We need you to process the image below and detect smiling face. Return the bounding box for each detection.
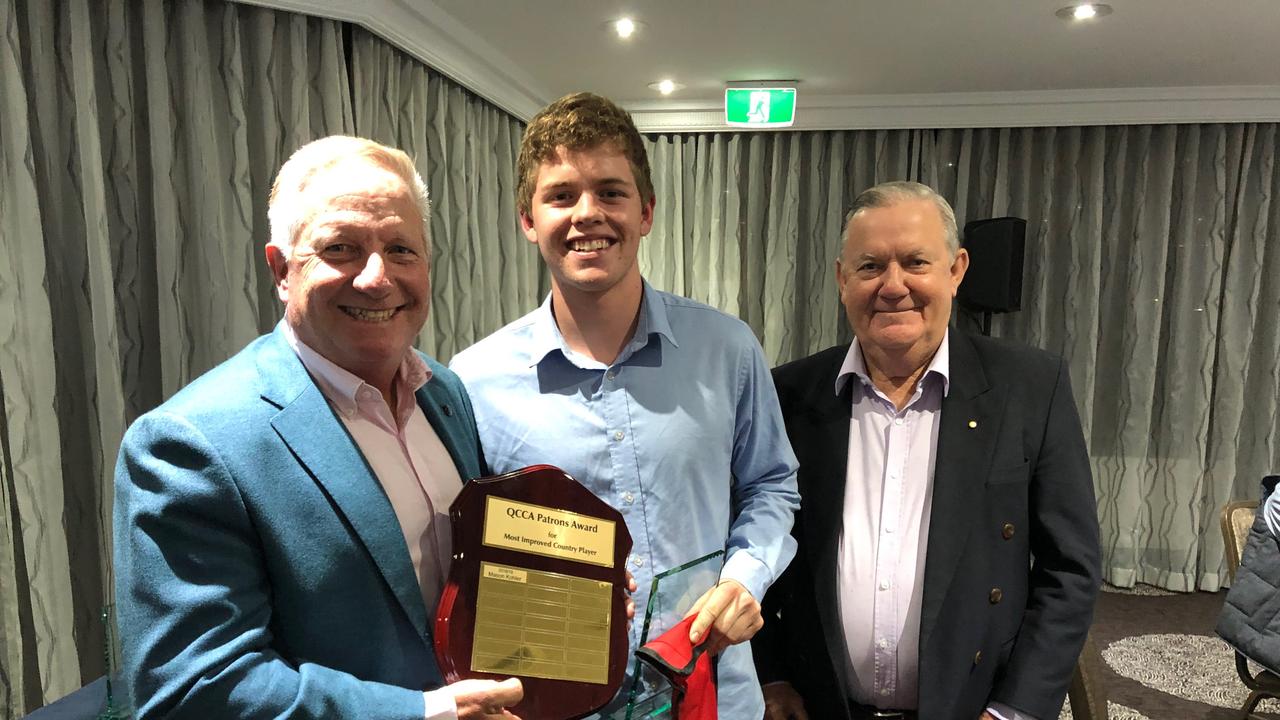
[837,197,968,370]
[266,158,430,389]
[520,144,654,303]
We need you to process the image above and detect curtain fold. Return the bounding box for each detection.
[348,27,538,360]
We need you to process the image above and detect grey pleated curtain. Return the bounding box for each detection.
[0,1,527,715]
[347,32,539,359]
[642,125,1280,597]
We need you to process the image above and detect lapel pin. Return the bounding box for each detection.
[968,419,978,429]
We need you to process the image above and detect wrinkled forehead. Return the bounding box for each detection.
[843,200,948,255]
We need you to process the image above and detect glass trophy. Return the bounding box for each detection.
[99,603,131,719]
[607,550,724,720]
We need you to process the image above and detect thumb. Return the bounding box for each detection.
[492,677,523,704]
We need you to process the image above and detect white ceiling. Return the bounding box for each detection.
[246,0,1280,130]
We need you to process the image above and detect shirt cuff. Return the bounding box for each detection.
[719,549,770,601]
[987,702,1039,720]
[424,689,458,720]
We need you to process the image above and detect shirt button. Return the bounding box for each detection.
[894,418,904,426]
[632,556,645,568]
[614,430,625,441]
[606,370,617,380]
[877,639,888,649]
[884,525,895,534]
[623,492,635,504]
[880,688,891,697]
[879,580,890,590]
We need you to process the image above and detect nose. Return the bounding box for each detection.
[878,263,909,298]
[353,252,392,295]
[571,193,604,226]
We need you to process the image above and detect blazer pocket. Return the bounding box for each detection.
[985,460,1030,486]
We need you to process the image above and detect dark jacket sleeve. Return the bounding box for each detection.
[988,355,1102,718]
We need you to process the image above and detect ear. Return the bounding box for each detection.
[949,247,970,295]
[520,210,539,245]
[264,243,291,303]
[639,196,656,237]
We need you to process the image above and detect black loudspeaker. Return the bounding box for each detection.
[958,217,1026,314]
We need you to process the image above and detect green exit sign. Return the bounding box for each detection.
[724,87,797,128]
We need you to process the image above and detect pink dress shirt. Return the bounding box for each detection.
[835,333,949,709]
[284,327,462,720]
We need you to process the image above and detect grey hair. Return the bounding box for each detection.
[267,135,431,256]
[841,180,960,258]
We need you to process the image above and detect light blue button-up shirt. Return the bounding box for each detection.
[451,282,800,719]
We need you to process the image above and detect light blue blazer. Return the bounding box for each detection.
[113,325,485,719]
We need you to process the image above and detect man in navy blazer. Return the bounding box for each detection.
[113,137,523,719]
[753,182,1101,720]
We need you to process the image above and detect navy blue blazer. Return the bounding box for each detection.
[113,325,485,719]
[753,330,1101,720]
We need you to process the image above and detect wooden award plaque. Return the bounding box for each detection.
[434,465,634,720]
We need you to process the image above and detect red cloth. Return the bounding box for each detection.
[634,615,716,720]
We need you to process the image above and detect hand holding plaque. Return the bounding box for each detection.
[434,465,634,720]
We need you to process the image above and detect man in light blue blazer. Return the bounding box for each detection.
[113,136,523,719]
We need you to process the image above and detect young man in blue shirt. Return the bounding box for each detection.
[451,93,800,718]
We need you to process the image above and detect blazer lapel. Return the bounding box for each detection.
[415,378,477,481]
[257,329,429,638]
[919,331,1004,652]
[799,347,856,701]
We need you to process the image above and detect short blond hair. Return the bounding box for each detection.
[268,135,431,254]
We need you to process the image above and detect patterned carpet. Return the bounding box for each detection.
[1056,583,1280,720]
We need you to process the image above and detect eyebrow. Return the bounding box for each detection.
[540,177,632,192]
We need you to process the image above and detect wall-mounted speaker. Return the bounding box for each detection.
[958,217,1026,314]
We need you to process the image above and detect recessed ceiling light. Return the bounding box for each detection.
[609,17,646,39]
[1056,3,1113,20]
[648,79,684,95]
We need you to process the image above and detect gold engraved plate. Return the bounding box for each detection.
[482,496,616,568]
[471,561,613,684]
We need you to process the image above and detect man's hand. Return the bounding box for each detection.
[625,570,638,623]
[762,681,809,720]
[685,579,762,655]
[447,678,524,719]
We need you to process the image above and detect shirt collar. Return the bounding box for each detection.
[835,330,952,399]
[282,322,431,419]
[526,280,678,368]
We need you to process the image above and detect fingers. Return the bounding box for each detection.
[688,580,762,649]
[490,677,523,706]
[762,682,809,720]
[450,677,524,720]
[687,584,725,644]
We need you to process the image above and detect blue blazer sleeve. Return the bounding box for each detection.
[113,411,427,720]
